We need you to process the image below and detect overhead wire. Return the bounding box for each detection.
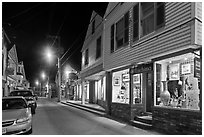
[4,3,42,21]
[59,28,87,60]
[13,3,54,29]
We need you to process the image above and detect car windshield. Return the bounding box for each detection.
[2,98,27,110]
[10,90,33,97]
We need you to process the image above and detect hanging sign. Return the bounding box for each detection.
[194,57,201,78]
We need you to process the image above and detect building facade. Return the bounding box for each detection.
[79,11,107,108]
[103,2,202,134]
[2,29,10,97]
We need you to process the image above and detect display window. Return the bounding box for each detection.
[154,53,201,110]
[112,69,130,104]
[133,73,142,104]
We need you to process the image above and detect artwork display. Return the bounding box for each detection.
[112,69,129,104]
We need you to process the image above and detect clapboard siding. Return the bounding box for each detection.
[195,2,202,20]
[104,2,194,71]
[108,26,191,69]
[195,20,202,46]
[166,3,191,28]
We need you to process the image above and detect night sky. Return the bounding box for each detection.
[2,2,108,86]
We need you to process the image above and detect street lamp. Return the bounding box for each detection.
[41,72,50,98]
[35,80,41,95]
[45,47,61,102]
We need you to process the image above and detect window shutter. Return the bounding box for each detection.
[133,4,139,41]
[124,11,129,44]
[156,2,165,29]
[110,24,115,53]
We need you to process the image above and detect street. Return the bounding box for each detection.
[32,98,161,135]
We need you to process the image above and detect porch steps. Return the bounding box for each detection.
[131,114,153,130]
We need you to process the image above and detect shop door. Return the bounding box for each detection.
[146,72,153,112]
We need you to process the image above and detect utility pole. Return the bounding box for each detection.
[58,57,61,102]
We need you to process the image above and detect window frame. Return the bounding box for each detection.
[111,10,130,53]
[133,2,165,42]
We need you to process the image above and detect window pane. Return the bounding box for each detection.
[96,36,101,59]
[85,49,89,65]
[116,18,124,48]
[116,32,124,48]
[142,14,154,36]
[116,18,124,35]
[124,28,129,44]
[141,2,154,17]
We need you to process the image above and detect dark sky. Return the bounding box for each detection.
[2,2,108,86]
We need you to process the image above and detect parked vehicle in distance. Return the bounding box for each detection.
[2,96,33,135]
[9,90,37,114]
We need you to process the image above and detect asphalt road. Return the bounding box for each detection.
[32,97,161,135]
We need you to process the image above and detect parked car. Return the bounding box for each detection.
[9,90,37,114]
[2,96,33,135]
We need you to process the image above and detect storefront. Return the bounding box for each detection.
[111,68,131,121]
[152,50,202,134]
[130,62,154,118]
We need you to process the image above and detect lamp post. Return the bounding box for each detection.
[41,72,50,98]
[45,46,62,102]
[35,80,41,96]
[58,57,61,102]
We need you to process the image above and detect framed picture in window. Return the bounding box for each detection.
[122,73,129,82]
[114,76,120,86]
[169,64,180,80]
[181,63,191,75]
[133,74,140,84]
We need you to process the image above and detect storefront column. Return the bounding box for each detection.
[105,71,112,115]
[81,81,85,105]
[89,80,95,104]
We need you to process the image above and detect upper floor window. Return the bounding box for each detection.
[85,49,89,66]
[116,11,129,49]
[141,2,155,36]
[133,2,165,41]
[96,36,102,59]
[92,20,95,34]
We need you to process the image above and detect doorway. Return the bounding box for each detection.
[145,72,153,112]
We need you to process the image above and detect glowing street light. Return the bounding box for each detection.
[41,72,46,80]
[35,80,39,86]
[45,46,61,102]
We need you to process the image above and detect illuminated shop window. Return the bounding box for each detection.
[112,69,130,104]
[133,74,142,104]
[154,53,201,110]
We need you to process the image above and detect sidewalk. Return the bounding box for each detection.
[51,98,162,134]
[60,98,106,117]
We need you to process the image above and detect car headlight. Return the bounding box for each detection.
[16,117,29,124]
